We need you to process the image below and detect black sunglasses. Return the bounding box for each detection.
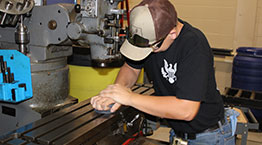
[127,34,165,49]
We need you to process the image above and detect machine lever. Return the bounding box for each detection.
[74,4,81,13]
[127,114,140,127]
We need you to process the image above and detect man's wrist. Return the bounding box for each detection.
[129,92,139,107]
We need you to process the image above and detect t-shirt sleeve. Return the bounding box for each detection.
[175,43,211,102]
[125,57,144,69]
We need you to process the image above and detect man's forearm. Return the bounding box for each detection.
[130,93,200,121]
[114,63,141,88]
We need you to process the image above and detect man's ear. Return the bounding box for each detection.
[169,28,177,40]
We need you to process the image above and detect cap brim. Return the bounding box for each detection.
[120,40,153,61]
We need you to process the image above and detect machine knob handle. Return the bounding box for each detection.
[104,38,114,44]
[105,14,115,20]
[74,4,81,13]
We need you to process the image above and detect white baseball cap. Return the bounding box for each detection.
[120,0,177,61]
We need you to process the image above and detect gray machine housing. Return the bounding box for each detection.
[0,0,125,136]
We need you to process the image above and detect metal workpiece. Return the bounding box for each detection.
[0,84,155,145]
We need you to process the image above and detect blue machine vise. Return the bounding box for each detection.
[0,50,32,103]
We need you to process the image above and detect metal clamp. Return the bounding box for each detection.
[172,137,188,145]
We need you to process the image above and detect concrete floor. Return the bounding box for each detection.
[146,127,262,145]
[236,131,262,145]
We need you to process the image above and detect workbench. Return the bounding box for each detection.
[0,84,154,145]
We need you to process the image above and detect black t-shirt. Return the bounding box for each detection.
[126,20,224,133]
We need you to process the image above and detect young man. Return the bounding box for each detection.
[91,0,235,144]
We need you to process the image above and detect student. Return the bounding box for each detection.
[91,0,235,144]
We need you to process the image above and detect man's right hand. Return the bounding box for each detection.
[91,95,121,112]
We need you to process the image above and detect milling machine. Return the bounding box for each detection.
[0,0,127,136]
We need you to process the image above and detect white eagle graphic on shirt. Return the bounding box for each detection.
[161,59,177,84]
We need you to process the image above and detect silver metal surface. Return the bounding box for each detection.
[82,0,98,17]
[0,101,41,136]
[0,0,34,26]
[15,15,29,54]
[30,57,70,113]
[0,0,34,15]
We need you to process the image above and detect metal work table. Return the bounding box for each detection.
[0,84,155,145]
